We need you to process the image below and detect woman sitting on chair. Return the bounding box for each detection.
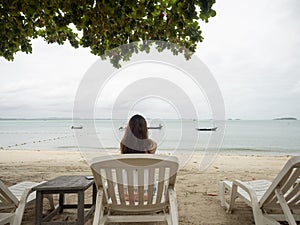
[120,114,157,202]
[120,114,157,154]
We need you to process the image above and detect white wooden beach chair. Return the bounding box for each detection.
[219,156,300,225]
[0,180,54,225]
[90,154,179,225]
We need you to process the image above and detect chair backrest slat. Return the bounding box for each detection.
[116,169,126,205]
[106,169,117,205]
[147,168,155,205]
[281,169,300,203]
[0,180,19,209]
[99,169,109,205]
[0,195,16,211]
[260,157,300,209]
[284,181,300,205]
[266,168,299,206]
[287,182,300,207]
[90,154,179,209]
[127,168,135,205]
[156,168,165,204]
[138,169,144,205]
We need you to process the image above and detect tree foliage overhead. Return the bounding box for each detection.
[0,0,216,67]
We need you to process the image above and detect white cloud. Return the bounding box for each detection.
[0,0,300,119]
[0,38,98,118]
[198,0,300,119]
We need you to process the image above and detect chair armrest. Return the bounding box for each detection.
[232,180,260,204]
[230,180,266,224]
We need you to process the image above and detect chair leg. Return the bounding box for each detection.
[166,214,172,225]
[218,181,229,210]
[227,183,238,213]
[93,189,105,225]
[251,202,265,225]
[168,188,178,225]
[12,188,32,225]
[274,188,297,225]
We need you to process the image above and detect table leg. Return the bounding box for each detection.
[59,193,64,213]
[78,190,84,224]
[35,191,43,225]
[92,183,96,205]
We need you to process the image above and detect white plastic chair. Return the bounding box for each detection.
[90,154,179,225]
[0,180,54,225]
[219,156,300,225]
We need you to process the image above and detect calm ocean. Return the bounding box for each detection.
[0,119,299,156]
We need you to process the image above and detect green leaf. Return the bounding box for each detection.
[0,0,216,68]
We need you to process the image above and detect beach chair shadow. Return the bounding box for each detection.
[219,156,300,225]
[90,154,179,225]
[0,180,54,225]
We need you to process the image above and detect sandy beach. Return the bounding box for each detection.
[0,150,292,225]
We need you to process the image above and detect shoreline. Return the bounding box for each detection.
[1,147,299,157]
[0,149,295,224]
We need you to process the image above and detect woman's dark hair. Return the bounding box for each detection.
[120,114,148,154]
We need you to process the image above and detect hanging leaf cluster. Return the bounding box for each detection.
[0,0,216,67]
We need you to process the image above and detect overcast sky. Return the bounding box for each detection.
[1,0,300,120]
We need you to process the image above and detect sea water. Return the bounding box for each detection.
[0,119,299,156]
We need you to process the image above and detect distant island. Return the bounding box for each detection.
[273,117,297,120]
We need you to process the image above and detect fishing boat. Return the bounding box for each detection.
[71,125,83,129]
[148,124,163,130]
[118,126,126,131]
[119,124,163,131]
[196,127,218,131]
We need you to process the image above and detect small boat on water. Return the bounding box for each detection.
[71,126,83,129]
[196,127,218,131]
[148,124,163,130]
[119,124,163,131]
[118,126,126,131]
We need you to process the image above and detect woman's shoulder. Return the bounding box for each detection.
[145,138,157,153]
[145,138,156,145]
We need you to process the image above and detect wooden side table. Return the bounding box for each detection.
[33,175,96,225]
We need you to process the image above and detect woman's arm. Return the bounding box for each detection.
[147,139,157,154]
